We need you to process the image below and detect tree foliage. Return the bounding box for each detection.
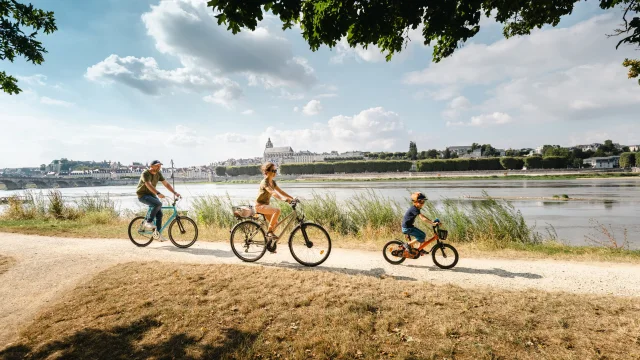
[1,0,57,95]
[619,152,636,168]
[207,0,639,83]
[407,141,418,160]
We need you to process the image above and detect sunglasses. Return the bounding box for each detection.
[268,169,278,173]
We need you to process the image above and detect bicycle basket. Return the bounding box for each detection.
[232,205,255,218]
[437,229,448,240]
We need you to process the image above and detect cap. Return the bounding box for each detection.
[150,160,163,166]
[411,192,427,202]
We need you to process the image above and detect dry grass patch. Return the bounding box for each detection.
[2,262,639,359]
[0,255,16,276]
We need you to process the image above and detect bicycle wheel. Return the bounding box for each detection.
[382,240,406,265]
[288,222,331,267]
[230,220,267,262]
[128,216,154,247]
[168,216,198,248]
[431,243,459,269]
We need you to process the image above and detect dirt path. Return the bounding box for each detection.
[2,232,640,347]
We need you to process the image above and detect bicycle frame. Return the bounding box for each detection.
[406,225,443,254]
[257,207,301,241]
[140,198,181,234]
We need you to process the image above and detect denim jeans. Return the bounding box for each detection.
[402,227,426,243]
[138,195,162,228]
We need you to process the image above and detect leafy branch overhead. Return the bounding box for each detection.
[207,0,640,84]
[0,0,57,95]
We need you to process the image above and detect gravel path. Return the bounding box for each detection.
[2,231,640,346]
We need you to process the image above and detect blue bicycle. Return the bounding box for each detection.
[127,196,198,248]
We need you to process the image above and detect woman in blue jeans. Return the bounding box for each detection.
[136,160,180,241]
[402,192,439,252]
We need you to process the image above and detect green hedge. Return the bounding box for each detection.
[225,165,261,176]
[620,152,636,169]
[280,161,412,175]
[416,156,569,172]
[637,152,640,167]
[542,156,568,169]
[215,166,226,176]
[500,157,525,170]
[524,156,542,169]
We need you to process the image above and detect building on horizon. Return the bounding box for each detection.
[263,138,364,164]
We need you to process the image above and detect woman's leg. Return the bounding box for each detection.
[255,204,281,233]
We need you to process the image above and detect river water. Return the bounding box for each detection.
[1,178,639,248]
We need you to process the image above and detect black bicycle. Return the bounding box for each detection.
[229,198,331,267]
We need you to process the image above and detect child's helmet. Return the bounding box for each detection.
[411,192,427,202]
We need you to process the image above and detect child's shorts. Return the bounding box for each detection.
[402,227,426,242]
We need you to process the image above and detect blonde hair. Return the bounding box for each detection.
[261,162,276,175]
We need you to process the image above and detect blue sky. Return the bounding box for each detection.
[1,0,639,168]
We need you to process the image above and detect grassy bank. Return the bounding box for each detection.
[1,190,639,262]
[2,262,639,359]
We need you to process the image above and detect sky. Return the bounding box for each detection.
[1,0,639,168]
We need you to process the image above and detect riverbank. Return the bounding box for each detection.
[209,170,640,184]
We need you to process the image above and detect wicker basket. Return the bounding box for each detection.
[232,205,255,218]
[437,229,448,240]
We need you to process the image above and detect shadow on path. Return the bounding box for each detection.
[407,265,543,279]
[0,316,258,360]
[153,245,235,258]
[262,261,417,281]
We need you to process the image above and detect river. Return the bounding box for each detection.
[1,178,639,248]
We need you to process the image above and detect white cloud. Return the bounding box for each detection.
[316,93,338,98]
[261,107,407,152]
[140,0,316,89]
[16,74,47,86]
[241,109,254,115]
[293,106,299,112]
[214,132,252,143]
[447,112,512,127]
[442,96,471,119]
[278,88,304,100]
[302,99,322,116]
[40,96,74,107]
[86,54,241,101]
[203,82,243,108]
[165,125,207,147]
[403,14,636,86]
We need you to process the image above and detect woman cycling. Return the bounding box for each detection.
[255,162,294,239]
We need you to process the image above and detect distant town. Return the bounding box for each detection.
[2,138,639,179]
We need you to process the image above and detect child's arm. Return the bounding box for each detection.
[419,213,438,226]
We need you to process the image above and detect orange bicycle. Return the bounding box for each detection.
[382,219,459,269]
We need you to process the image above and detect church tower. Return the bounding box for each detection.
[265,137,273,149]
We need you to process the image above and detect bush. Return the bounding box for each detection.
[226,165,261,176]
[620,152,636,169]
[542,156,568,169]
[524,156,542,169]
[215,166,226,176]
[500,157,525,170]
[637,152,640,167]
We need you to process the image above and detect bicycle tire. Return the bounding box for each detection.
[431,243,459,269]
[128,216,154,247]
[288,222,331,267]
[230,220,267,262]
[382,240,406,265]
[168,216,198,248]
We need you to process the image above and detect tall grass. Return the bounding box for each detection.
[1,190,118,222]
[188,190,555,247]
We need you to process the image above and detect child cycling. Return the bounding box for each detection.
[402,192,439,252]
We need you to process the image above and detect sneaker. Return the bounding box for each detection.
[143,221,156,231]
[157,233,168,242]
